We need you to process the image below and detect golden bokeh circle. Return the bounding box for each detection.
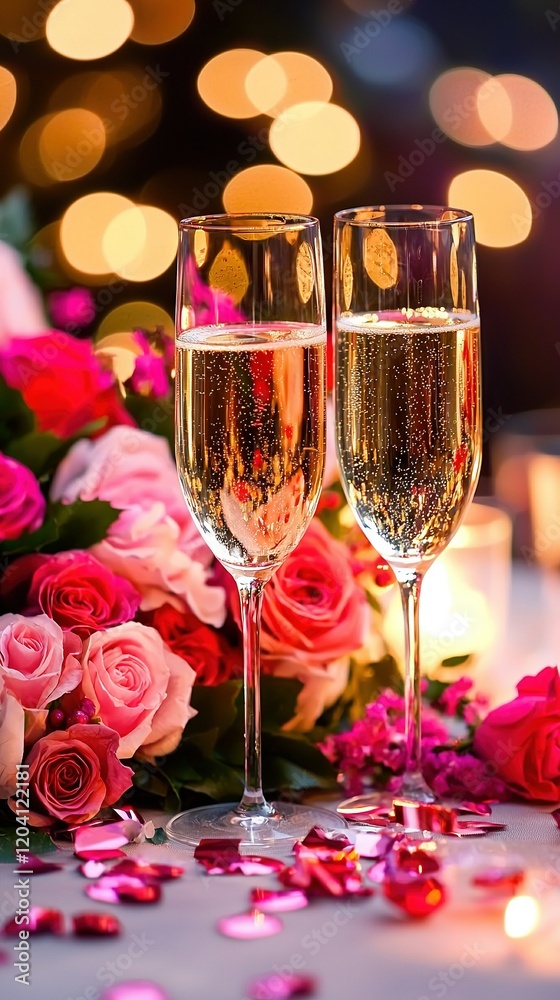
[448,169,532,248]
[197,48,265,118]
[223,164,313,214]
[269,101,361,175]
[46,0,134,60]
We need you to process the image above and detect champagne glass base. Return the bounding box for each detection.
[166,802,347,849]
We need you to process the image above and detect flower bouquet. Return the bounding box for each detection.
[0,200,557,842]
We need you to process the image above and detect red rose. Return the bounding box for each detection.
[146,603,240,686]
[25,551,140,636]
[474,666,560,802]
[0,331,134,438]
[260,519,368,665]
[17,724,133,827]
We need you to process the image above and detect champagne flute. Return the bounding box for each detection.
[334,205,482,804]
[167,213,335,846]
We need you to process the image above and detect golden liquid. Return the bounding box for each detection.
[335,310,481,567]
[176,323,326,574]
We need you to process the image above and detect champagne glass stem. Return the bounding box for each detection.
[236,576,273,815]
[395,569,435,802]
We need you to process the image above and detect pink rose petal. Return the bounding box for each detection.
[85,875,161,905]
[217,910,283,939]
[247,972,316,999]
[76,849,127,862]
[74,823,129,854]
[78,860,108,879]
[102,983,168,1000]
[4,907,64,935]
[250,888,309,913]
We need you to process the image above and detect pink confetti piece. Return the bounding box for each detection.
[73,913,122,937]
[300,827,350,851]
[76,849,127,862]
[102,983,168,1000]
[217,910,283,939]
[458,802,492,817]
[75,824,129,854]
[110,860,184,882]
[85,876,161,905]
[4,907,64,936]
[353,831,398,859]
[249,888,309,913]
[247,972,316,999]
[453,821,506,837]
[78,860,108,879]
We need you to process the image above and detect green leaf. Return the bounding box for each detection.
[0,187,34,250]
[0,823,57,863]
[440,654,473,669]
[424,678,448,705]
[189,681,241,737]
[125,393,173,448]
[262,732,336,781]
[260,676,303,731]
[0,375,35,449]
[0,498,120,558]
[6,420,106,479]
[146,827,167,845]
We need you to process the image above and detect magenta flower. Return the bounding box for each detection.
[48,288,96,330]
[0,453,45,541]
[130,330,170,399]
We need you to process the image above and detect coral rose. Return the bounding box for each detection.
[261,519,369,665]
[25,551,140,636]
[79,621,196,759]
[0,331,133,438]
[474,666,560,802]
[19,724,133,826]
[0,453,45,541]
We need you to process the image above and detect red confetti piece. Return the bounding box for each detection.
[458,802,492,817]
[110,860,184,882]
[247,972,316,999]
[217,909,283,939]
[78,860,108,879]
[73,913,122,937]
[392,800,456,834]
[85,875,161,905]
[397,849,440,876]
[279,852,372,899]
[4,907,64,936]
[102,983,168,1000]
[0,949,9,965]
[383,876,446,918]
[453,821,506,837]
[300,827,350,852]
[552,808,560,829]
[471,868,525,895]
[250,888,308,913]
[194,838,283,876]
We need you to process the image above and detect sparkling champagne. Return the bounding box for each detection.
[336,309,481,567]
[176,323,326,573]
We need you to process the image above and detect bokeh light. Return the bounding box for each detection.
[448,170,532,248]
[0,68,17,132]
[39,108,106,181]
[129,0,195,44]
[0,0,46,41]
[478,74,558,150]
[46,0,134,61]
[245,52,333,117]
[50,68,163,149]
[346,17,440,88]
[20,115,55,186]
[270,101,360,175]
[60,192,134,274]
[197,49,265,118]
[223,165,313,213]
[429,67,497,146]
[98,302,174,339]
[103,205,178,281]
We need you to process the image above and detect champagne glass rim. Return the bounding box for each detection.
[334,205,473,227]
[179,212,320,233]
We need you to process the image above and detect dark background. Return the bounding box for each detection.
[0,0,559,430]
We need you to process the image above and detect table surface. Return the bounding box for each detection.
[1,564,559,1000]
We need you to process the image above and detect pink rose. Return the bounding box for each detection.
[0,241,46,345]
[0,676,25,797]
[0,614,82,709]
[261,519,369,665]
[51,426,208,560]
[18,724,133,826]
[25,551,140,636]
[91,504,225,626]
[79,621,196,759]
[0,331,133,438]
[0,453,45,541]
[474,666,560,802]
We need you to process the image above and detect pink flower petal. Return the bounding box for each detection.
[4,907,64,935]
[249,888,308,913]
[76,849,127,862]
[78,860,108,879]
[74,823,130,854]
[217,910,283,939]
[85,875,161,905]
[247,972,316,999]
